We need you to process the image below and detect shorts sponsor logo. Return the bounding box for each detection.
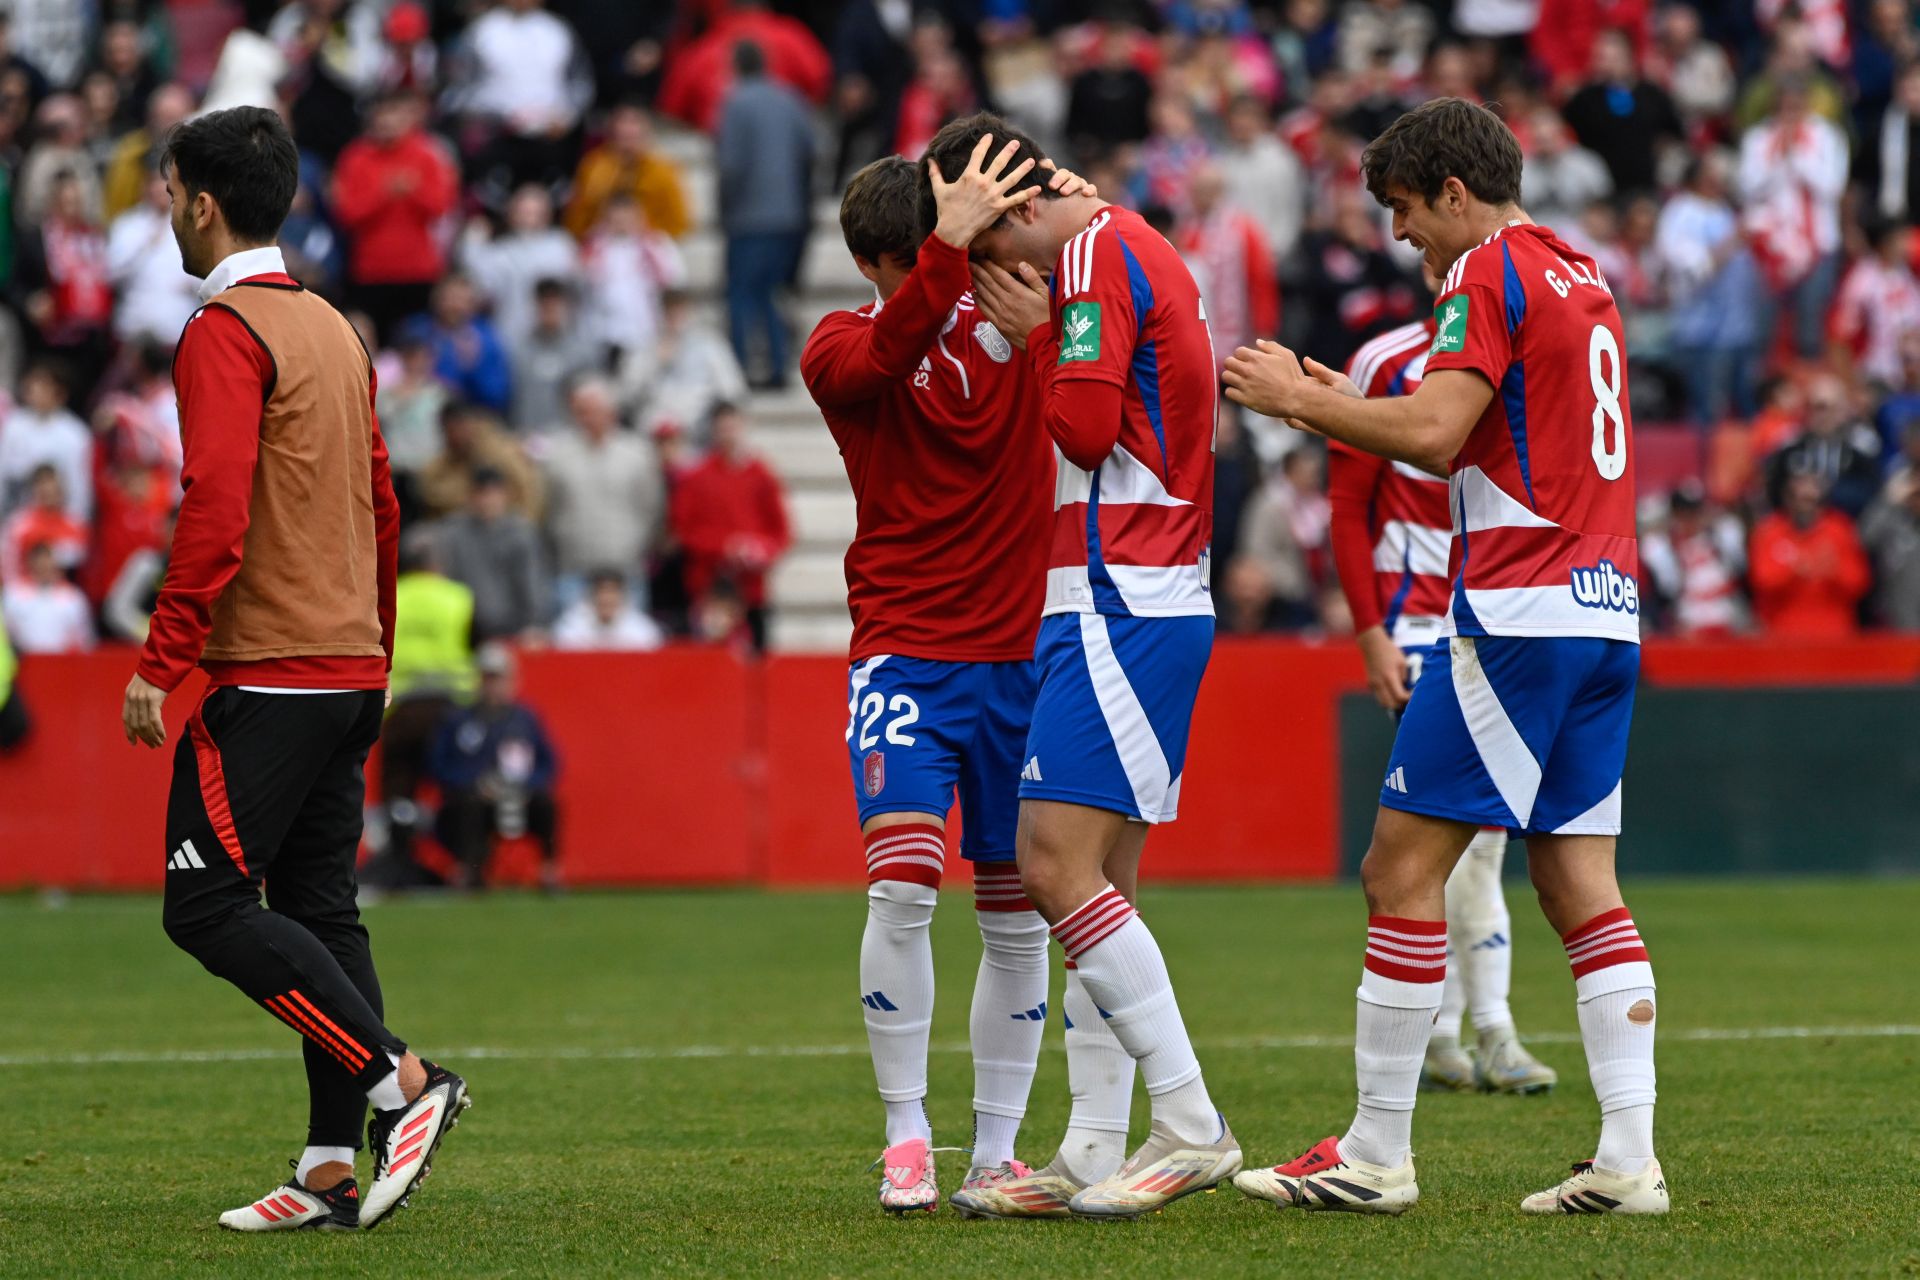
[864,749,885,797]
[1569,558,1639,614]
[1432,296,1468,354]
[1060,302,1101,363]
[973,320,1012,363]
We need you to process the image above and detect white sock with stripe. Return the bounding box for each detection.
[1342,916,1447,1168]
[1448,828,1516,1036]
[1052,887,1218,1146]
[295,1145,355,1186]
[969,865,1049,1167]
[366,1054,406,1111]
[1564,908,1657,1175]
[1432,950,1466,1048]
[1054,961,1134,1185]
[861,823,946,1146]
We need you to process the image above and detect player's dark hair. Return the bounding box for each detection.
[160,105,298,243]
[1362,97,1523,209]
[840,156,923,267]
[916,111,1056,241]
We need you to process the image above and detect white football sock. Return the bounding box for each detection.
[1448,828,1515,1036]
[1053,888,1217,1145]
[1564,908,1658,1176]
[968,876,1049,1167]
[1432,949,1466,1047]
[884,1099,931,1146]
[365,1052,406,1111]
[1055,963,1134,1185]
[296,1145,355,1185]
[861,877,939,1144]
[1342,917,1446,1168]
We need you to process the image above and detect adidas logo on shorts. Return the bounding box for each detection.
[167,839,207,871]
[1021,757,1044,783]
[1384,766,1409,794]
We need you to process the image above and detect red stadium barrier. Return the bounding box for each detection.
[4,635,1916,890]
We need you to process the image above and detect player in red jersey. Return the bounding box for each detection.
[802,139,1121,1216]
[925,112,1241,1221]
[1226,99,1666,1216]
[1329,292,1557,1098]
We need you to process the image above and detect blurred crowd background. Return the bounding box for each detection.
[1,0,1919,684]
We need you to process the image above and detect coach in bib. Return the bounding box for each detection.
[120,106,468,1233]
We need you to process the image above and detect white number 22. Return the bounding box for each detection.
[851,692,920,749]
[1588,324,1627,481]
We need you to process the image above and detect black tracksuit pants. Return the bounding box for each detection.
[161,686,406,1149]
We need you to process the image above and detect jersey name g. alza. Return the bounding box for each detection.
[1424,222,1640,643]
[1045,205,1217,618]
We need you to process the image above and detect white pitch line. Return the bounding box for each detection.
[1,1025,1915,1069]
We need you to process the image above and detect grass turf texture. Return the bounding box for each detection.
[2,880,1917,1278]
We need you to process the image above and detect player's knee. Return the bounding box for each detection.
[866,876,938,930]
[1359,847,1437,915]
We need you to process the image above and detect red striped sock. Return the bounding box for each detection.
[1050,887,1137,960]
[1362,916,1448,984]
[972,863,1033,912]
[1561,907,1649,979]
[864,824,945,888]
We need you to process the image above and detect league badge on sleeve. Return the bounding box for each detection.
[1060,302,1102,363]
[1432,296,1469,354]
[864,750,886,798]
[973,321,1012,363]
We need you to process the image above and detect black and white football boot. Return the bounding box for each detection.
[360,1059,471,1230]
[218,1160,361,1232]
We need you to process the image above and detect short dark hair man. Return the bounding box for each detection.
[1223,97,1664,1218]
[121,105,470,1233]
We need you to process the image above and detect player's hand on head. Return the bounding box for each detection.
[1043,164,1097,200]
[1222,341,1310,419]
[970,261,1049,349]
[931,134,1038,250]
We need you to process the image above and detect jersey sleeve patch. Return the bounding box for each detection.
[1059,301,1102,363]
[1431,294,1469,354]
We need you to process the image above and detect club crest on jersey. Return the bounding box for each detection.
[1060,302,1101,363]
[864,750,885,797]
[1570,559,1639,614]
[1432,296,1468,354]
[973,320,1012,363]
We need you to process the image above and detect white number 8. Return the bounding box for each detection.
[1589,324,1626,481]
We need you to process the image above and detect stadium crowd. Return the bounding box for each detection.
[1,0,1919,678]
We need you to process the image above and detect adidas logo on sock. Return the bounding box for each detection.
[1021,757,1043,783]
[167,839,207,871]
[861,990,899,1012]
[1009,1001,1048,1022]
[1384,766,1409,793]
[1470,932,1510,951]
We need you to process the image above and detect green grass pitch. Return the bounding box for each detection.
[2,878,1917,1277]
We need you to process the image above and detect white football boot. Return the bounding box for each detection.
[1474,1030,1558,1095]
[1067,1117,1242,1219]
[361,1059,471,1230]
[1234,1135,1418,1214]
[1522,1159,1669,1215]
[950,1159,1081,1219]
[1420,1039,1477,1092]
[218,1163,359,1232]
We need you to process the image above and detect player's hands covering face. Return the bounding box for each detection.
[929,134,1038,250]
[969,261,1050,350]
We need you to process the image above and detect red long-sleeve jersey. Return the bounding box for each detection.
[668,451,791,609]
[1326,317,1451,639]
[802,233,1051,663]
[137,273,399,691]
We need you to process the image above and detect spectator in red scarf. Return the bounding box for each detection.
[668,402,789,651]
[1739,75,1849,360]
[332,88,460,346]
[17,171,113,393]
[1749,471,1872,637]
